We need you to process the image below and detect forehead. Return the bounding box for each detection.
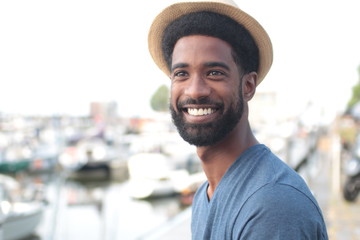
[171,35,235,68]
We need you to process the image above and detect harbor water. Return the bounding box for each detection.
[23,172,189,240]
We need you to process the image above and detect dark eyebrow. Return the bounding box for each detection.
[171,63,189,73]
[170,61,230,73]
[204,62,230,71]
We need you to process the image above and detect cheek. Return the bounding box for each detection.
[170,86,180,109]
[223,87,242,110]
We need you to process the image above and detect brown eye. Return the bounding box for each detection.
[173,70,189,78]
[208,70,224,76]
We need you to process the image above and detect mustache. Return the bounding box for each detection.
[176,97,224,109]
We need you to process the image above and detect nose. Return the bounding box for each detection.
[184,74,211,99]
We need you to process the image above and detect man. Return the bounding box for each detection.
[148,0,328,239]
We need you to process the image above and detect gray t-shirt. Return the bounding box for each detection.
[191,144,328,239]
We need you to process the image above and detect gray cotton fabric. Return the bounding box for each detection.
[191,144,328,239]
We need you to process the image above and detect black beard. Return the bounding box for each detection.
[170,96,244,147]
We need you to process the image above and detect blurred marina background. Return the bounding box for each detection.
[1,0,360,239]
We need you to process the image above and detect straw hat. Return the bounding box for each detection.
[148,0,273,85]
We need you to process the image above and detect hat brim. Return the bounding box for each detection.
[148,1,273,85]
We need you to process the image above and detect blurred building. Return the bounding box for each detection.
[90,102,118,124]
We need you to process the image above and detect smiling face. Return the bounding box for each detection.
[169,35,245,146]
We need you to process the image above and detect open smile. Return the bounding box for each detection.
[185,107,218,116]
[179,105,221,123]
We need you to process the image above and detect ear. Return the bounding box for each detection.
[242,72,257,101]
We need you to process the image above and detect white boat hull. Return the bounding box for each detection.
[3,202,43,240]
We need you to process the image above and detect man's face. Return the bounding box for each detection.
[169,35,244,147]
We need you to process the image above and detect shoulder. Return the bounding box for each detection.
[246,182,323,218]
[236,183,328,239]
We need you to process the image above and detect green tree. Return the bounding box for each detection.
[150,84,169,112]
[347,65,360,110]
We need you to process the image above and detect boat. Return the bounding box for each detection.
[0,159,31,174]
[59,138,112,179]
[127,152,200,199]
[2,201,44,240]
[28,142,61,173]
[0,144,32,174]
[0,174,44,240]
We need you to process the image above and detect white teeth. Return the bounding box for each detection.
[188,108,214,116]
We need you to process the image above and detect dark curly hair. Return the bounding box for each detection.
[162,11,259,75]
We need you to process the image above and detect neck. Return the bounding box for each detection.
[196,119,258,199]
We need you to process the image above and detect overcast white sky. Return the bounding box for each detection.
[0,0,360,119]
